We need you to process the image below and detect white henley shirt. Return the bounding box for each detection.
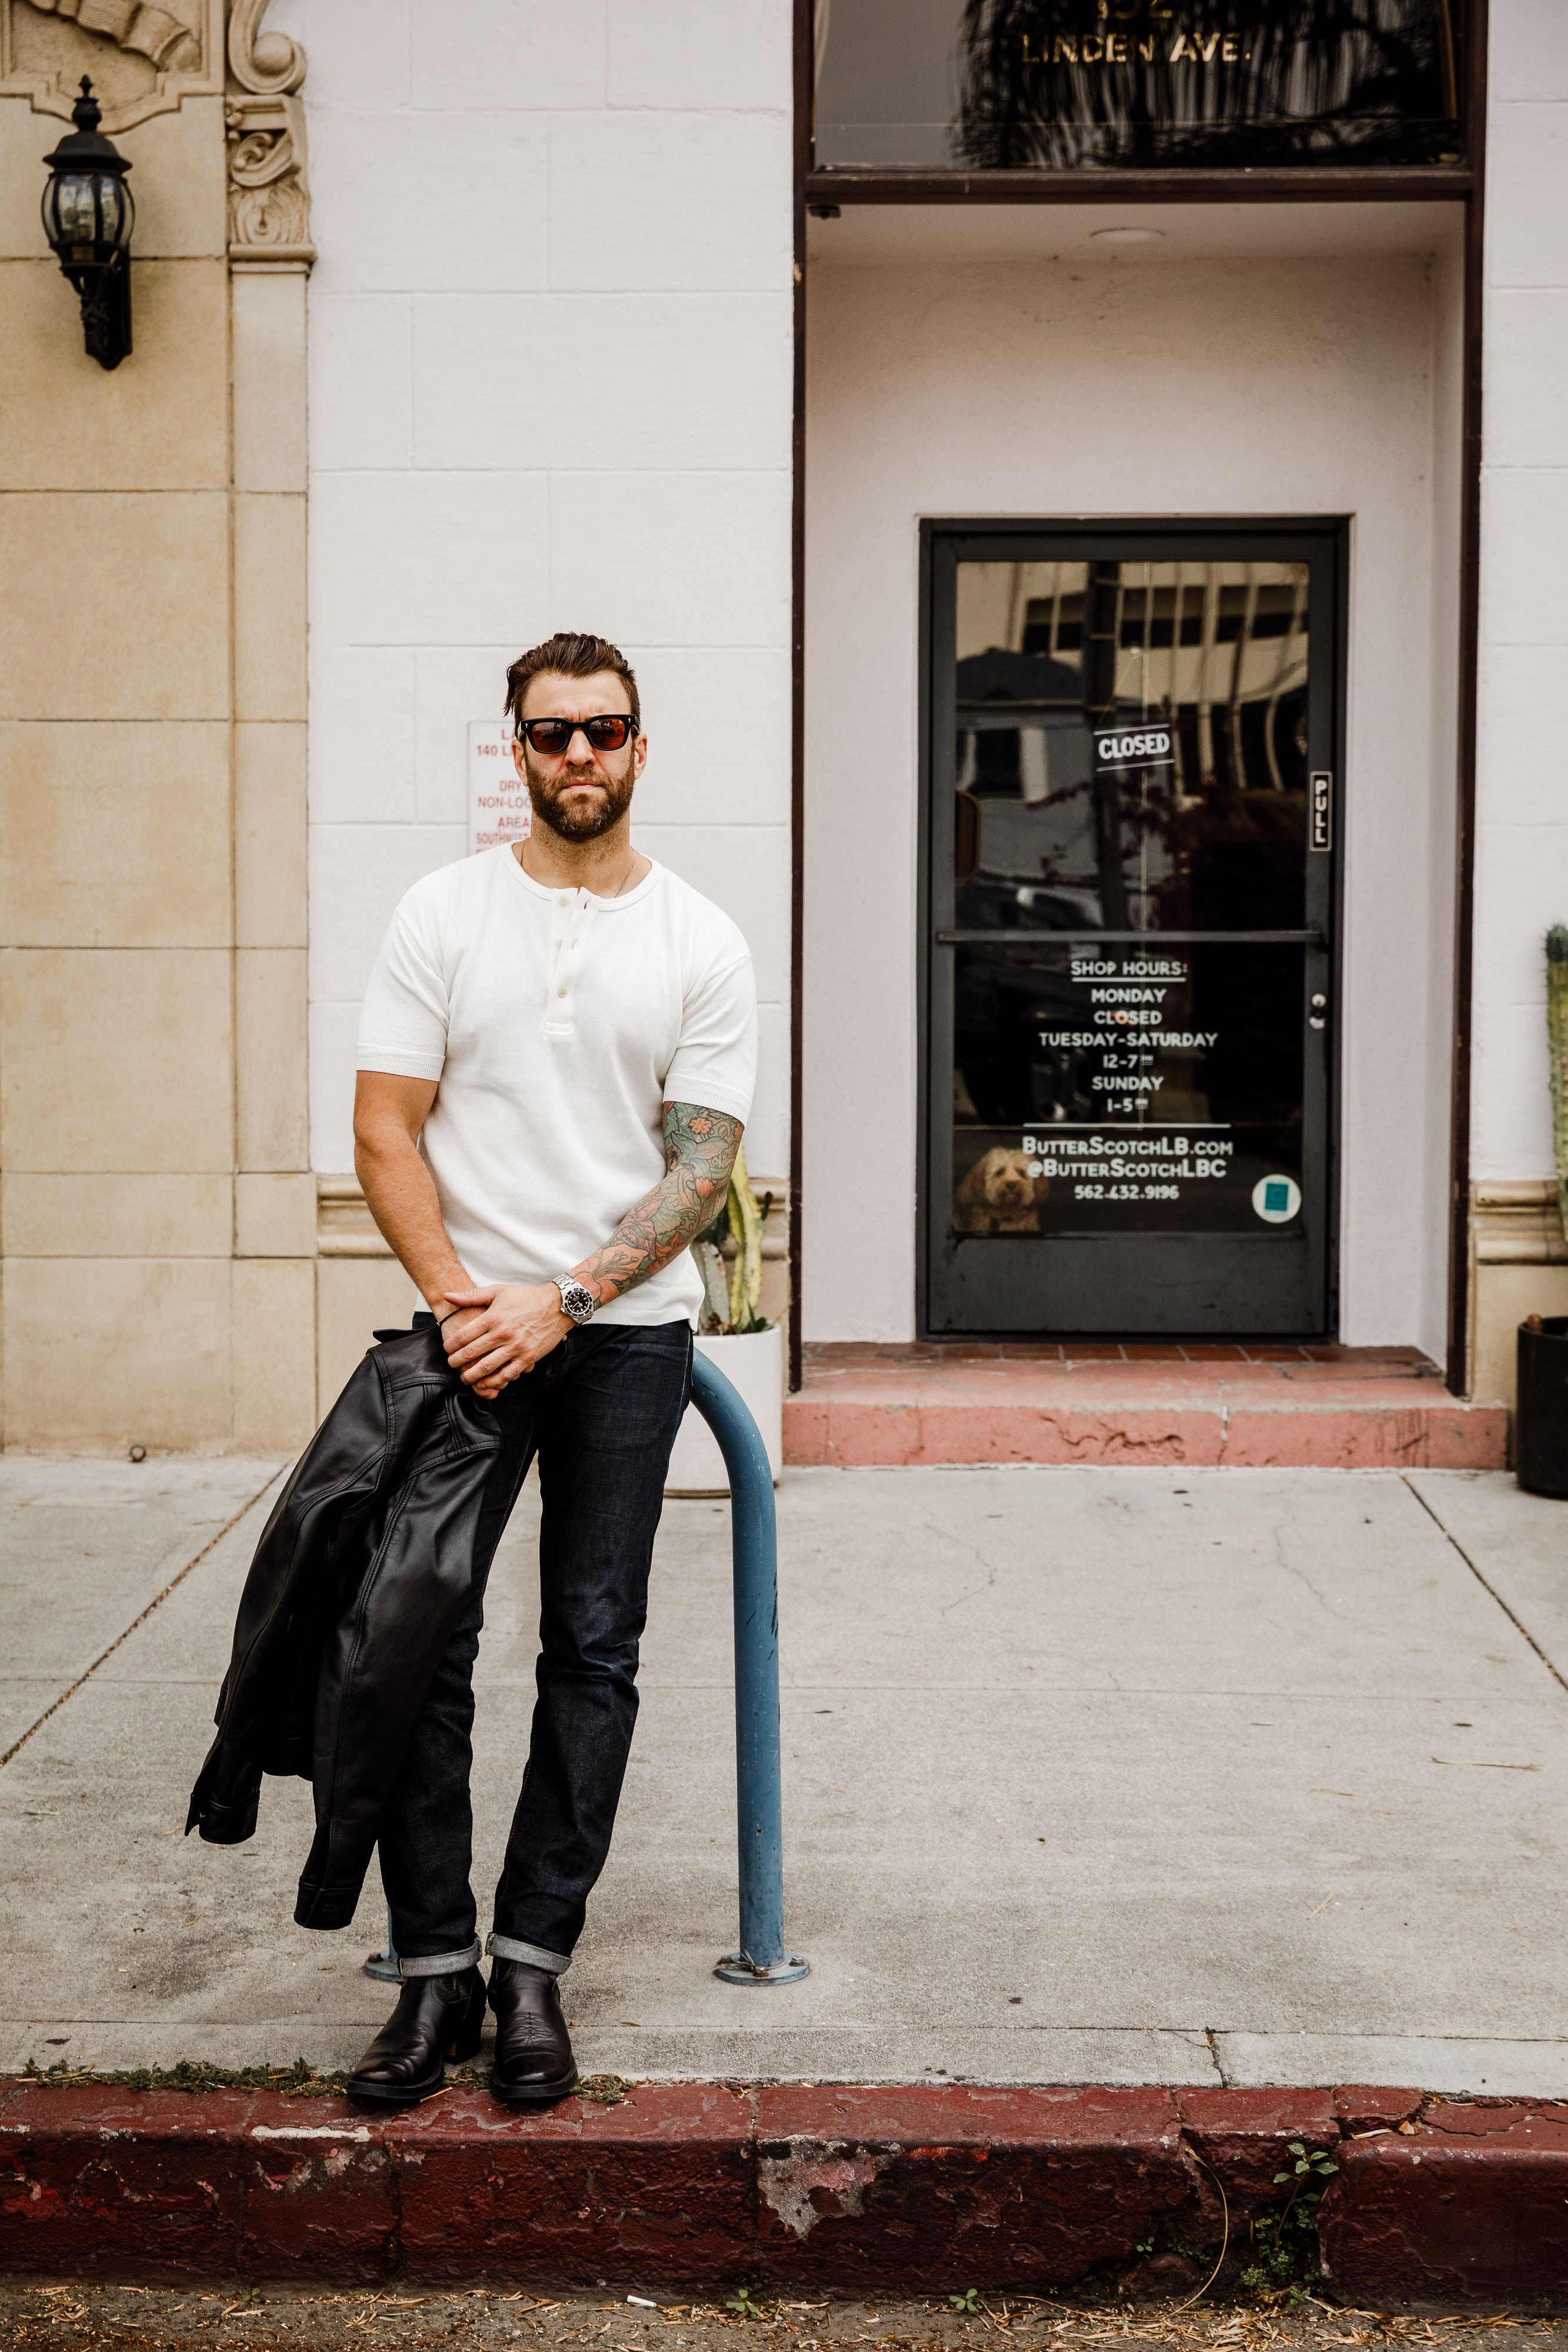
[356,847,757,1329]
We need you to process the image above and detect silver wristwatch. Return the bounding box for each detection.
[552,1274,596,1326]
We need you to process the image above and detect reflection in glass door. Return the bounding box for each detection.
[922,524,1342,1337]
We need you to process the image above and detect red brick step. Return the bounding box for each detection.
[785,1346,1507,1471]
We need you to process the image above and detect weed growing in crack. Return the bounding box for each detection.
[1239,2141,1339,2299]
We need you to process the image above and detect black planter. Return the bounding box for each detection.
[1516,1317,1568,1496]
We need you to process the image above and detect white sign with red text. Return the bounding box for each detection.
[467,721,531,856]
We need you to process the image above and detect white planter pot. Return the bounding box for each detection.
[665,1324,784,1496]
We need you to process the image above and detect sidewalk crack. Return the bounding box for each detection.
[1401,1475,1568,1695]
[0,1468,285,1772]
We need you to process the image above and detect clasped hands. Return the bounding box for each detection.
[440,1281,574,1398]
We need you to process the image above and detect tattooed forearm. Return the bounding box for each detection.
[571,1101,742,1308]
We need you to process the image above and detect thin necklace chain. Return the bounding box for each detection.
[520,839,639,898]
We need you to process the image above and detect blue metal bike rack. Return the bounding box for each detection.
[690,1348,809,1986]
[366,1346,807,1988]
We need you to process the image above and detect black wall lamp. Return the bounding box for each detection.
[42,78,135,371]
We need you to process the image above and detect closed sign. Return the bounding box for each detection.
[1092,721,1175,776]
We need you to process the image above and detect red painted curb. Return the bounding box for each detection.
[1320,2102,1568,2310]
[2,2080,1564,2309]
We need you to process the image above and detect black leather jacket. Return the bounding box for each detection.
[186,1323,500,1930]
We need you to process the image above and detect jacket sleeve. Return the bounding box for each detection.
[185,1344,394,1845]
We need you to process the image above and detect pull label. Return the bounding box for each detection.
[1310,770,1333,852]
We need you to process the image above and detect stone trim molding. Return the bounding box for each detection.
[316,1175,792,1264]
[1472,1179,1568,1267]
[318,1175,394,1261]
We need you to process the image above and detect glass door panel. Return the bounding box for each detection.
[952,557,1310,937]
[924,527,1339,1337]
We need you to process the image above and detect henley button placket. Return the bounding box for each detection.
[543,886,599,1036]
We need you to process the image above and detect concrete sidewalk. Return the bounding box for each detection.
[1,1456,1565,2095]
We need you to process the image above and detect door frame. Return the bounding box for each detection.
[915,513,1350,1343]
[793,0,1487,1391]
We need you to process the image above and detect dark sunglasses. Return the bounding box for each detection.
[517,713,638,756]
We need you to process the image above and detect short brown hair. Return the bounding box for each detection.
[504,632,640,735]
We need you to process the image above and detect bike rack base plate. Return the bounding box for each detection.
[713,1950,811,1986]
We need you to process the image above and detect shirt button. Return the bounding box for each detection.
[557,987,567,997]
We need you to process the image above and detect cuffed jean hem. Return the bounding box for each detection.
[487,1932,571,1973]
[397,1940,482,1979]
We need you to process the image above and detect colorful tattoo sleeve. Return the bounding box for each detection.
[571,1101,742,1307]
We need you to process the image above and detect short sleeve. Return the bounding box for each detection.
[356,891,450,1081]
[663,952,757,1126]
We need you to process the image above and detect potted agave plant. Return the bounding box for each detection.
[664,1143,783,1496]
[1517,925,1568,1495]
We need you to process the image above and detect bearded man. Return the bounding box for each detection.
[346,632,755,2107]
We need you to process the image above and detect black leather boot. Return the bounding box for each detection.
[488,1958,578,2104]
[347,1966,485,2106]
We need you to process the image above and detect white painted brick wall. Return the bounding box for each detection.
[267,0,794,1181]
[1472,0,1568,1180]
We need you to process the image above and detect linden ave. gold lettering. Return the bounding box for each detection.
[1022,24,1245,67]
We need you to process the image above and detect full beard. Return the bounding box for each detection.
[523,751,636,843]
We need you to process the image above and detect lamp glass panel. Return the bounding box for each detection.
[45,173,97,243]
[43,171,131,252]
[101,175,132,247]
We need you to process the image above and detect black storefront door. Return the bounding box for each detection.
[921,521,1343,1338]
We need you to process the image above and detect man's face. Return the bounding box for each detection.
[511,670,647,844]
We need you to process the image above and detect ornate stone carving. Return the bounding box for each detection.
[2,0,222,127]
[226,0,299,95]
[224,0,310,263]
[226,90,310,258]
[32,0,198,69]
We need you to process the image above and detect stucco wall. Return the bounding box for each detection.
[1463,0,1568,1409]
[1472,4,1568,1180]
[804,217,1463,1351]
[265,0,795,1191]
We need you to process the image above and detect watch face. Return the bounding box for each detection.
[559,1280,594,1323]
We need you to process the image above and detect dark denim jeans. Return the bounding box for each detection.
[376,1314,693,1965]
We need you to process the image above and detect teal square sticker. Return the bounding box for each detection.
[1264,1181,1289,1214]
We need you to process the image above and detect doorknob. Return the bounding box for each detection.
[1309,992,1328,1031]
